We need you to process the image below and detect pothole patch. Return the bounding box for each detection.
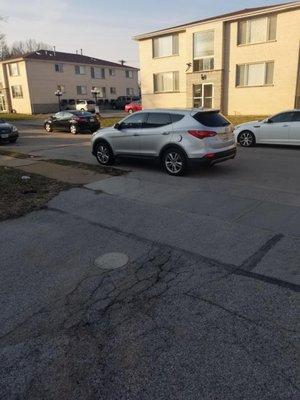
[94,252,129,270]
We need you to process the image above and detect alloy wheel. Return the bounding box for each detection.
[45,123,52,132]
[165,152,183,174]
[70,125,78,134]
[96,145,110,164]
[239,131,254,147]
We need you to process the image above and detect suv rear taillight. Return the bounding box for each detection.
[188,130,217,139]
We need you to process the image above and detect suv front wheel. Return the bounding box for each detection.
[162,147,187,176]
[95,142,115,166]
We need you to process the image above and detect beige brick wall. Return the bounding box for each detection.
[139,31,187,109]
[186,70,222,109]
[137,4,300,116]
[226,8,300,115]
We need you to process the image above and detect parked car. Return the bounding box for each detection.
[76,100,96,112]
[234,110,300,147]
[125,101,142,114]
[60,99,76,111]
[91,109,236,175]
[44,111,100,134]
[0,119,18,143]
[113,96,140,110]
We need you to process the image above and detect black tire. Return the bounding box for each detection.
[44,123,52,132]
[162,147,187,176]
[9,138,17,143]
[238,130,256,147]
[95,141,115,166]
[70,124,79,134]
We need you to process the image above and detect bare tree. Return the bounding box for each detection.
[9,39,51,57]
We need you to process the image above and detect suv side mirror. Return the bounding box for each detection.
[114,123,122,130]
[265,118,273,123]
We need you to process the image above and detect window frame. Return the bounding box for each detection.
[193,83,214,109]
[152,34,179,59]
[193,30,215,72]
[76,85,87,95]
[153,71,179,94]
[109,68,116,76]
[110,87,117,94]
[8,63,20,77]
[126,88,134,96]
[236,61,275,87]
[75,65,86,75]
[54,63,64,73]
[125,70,134,79]
[91,67,105,79]
[11,85,23,99]
[237,15,277,46]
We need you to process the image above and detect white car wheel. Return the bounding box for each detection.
[238,131,255,147]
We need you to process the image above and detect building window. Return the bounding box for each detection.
[236,61,274,87]
[75,65,86,75]
[193,84,213,108]
[125,70,134,79]
[153,34,179,58]
[238,16,277,45]
[110,87,116,94]
[91,67,105,79]
[101,87,106,98]
[8,63,20,77]
[126,88,134,96]
[76,85,87,95]
[11,85,23,98]
[109,69,116,76]
[193,30,214,72]
[54,64,64,73]
[153,71,179,93]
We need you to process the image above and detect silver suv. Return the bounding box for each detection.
[91,109,236,175]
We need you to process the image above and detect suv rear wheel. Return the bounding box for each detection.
[95,142,115,165]
[162,147,186,176]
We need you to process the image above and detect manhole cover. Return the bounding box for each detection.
[94,252,129,270]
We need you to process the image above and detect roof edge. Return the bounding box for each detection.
[133,1,300,41]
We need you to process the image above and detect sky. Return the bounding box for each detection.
[0,0,285,67]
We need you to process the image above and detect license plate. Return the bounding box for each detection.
[1,134,9,138]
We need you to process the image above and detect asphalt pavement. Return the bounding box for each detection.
[0,123,299,399]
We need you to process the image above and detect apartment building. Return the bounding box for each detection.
[0,50,139,114]
[134,1,300,115]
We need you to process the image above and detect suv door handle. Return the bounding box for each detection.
[162,131,171,135]
[133,133,140,136]
[283,125,289,127]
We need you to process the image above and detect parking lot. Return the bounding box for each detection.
[0,122,299,399]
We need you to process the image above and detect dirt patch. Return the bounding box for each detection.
[0,166,73,221]
[48,159,127,176]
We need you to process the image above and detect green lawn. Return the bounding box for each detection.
[0,113,266,127]
[227,115,266,126]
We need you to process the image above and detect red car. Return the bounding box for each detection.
[125,101,142,114]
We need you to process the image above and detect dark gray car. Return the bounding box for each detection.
[0,119,18,144]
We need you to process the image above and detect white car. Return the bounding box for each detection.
[234,110,300,147]
[76,100,96,113]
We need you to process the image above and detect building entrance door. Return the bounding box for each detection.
[193,83,214,108]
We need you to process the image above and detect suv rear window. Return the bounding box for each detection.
[193,112,230,127]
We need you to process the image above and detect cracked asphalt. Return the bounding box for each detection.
[0,130,300,399]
